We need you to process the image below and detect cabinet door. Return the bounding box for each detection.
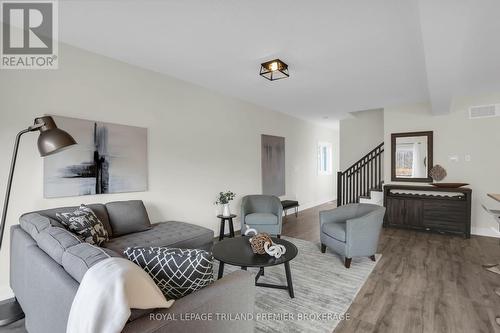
[405,199,423,227]
[423,200,466,231]
[386,197,406,225]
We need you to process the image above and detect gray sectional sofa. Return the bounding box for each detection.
[10,200,255,333]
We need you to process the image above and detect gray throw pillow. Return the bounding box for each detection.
[105,200,151,236]
[124,247,214,299]
[56,205,109,246]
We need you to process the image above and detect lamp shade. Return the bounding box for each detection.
[34,116,76,157]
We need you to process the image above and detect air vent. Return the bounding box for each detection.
[469,104,500,119]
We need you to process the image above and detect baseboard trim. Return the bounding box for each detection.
[471,227,500,239]
[292,198,336,213]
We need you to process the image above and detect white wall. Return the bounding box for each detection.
[339,109,384,170]
[0,43,338,300]
[383,95,500,238]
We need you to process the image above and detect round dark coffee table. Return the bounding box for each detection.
[213,236,298,298]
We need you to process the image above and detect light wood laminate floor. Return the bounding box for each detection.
[282,201,500,333]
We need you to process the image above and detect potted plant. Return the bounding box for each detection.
[215,191,236,217]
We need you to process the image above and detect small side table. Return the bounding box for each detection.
[217,214,236,241]
[281,200,299,217]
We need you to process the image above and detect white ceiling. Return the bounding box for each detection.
[54,0,500,127]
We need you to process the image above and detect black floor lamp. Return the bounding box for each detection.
[0,116,76,326]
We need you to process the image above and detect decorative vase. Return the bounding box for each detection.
[222,203,231,217]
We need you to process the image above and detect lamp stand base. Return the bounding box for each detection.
[0,298,24,326]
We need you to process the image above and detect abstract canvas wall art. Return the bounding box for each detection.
[261,134,285,196]
[44,116,148,198]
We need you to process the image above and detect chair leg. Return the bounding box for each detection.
[320,243,326,253]
[370,255,376,262]
[345,257,352,268]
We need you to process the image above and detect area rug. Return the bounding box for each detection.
[213,236,380,333]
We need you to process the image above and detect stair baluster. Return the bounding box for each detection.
[337,142,384,206]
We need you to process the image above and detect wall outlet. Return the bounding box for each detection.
[464,154,471,162]
[449,155,459,162]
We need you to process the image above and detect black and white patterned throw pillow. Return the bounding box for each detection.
[56,205,109,246]
[124,247,214,299]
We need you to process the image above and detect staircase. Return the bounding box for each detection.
[337,142,384,206]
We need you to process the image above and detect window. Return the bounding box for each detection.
[395,144,414,177]
[318,142,332,175]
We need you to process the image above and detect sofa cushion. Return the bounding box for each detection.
[19,213,64,240]
[124,247,214,299]
[62,243,119,282]
[36,227,82,265]
[103,221,214,255]
[35,204,113,237]
[244,213,278,225]
[322,221,346,242]
[55,205,109,246]
[106,200,151,237]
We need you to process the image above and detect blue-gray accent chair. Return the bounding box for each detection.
[241,195,283,237]
[319,203,386,268]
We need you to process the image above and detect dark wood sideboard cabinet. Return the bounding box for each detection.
[383,184,472,238]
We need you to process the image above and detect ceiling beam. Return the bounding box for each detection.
[418,0,471,114]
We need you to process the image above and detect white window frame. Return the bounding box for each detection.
[317,142,333,175]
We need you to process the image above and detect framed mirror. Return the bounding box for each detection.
[391,131,433,182]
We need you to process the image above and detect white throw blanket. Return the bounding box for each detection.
[67,257,174,333]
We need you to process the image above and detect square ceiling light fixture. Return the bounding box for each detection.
[260,59,289,81]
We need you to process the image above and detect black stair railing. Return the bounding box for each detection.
[337,142,384,206]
